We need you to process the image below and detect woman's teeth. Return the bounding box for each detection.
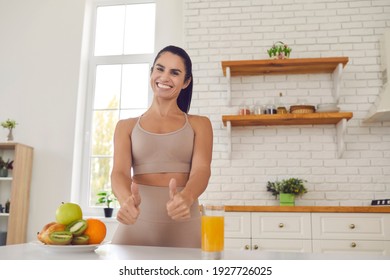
[157,82,171,89]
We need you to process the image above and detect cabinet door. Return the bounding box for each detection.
[312,213,390,240]
[251,212,311,239]
[312,240,390,255]
[224,212,251,238]
[252,238,312,253]
[225,238,251,250]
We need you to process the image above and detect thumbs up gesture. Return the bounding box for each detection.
[116,182,141,225]
[166,178,193,220]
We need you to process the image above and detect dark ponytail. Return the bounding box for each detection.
[152,46,193,113]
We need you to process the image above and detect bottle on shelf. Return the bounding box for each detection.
[276,92,288,114]
[5,199,10,213]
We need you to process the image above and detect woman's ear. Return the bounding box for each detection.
[182,76,192,89]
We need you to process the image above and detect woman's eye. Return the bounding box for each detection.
[171,71,179,76]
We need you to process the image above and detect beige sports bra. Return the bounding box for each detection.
[131,114,194,175]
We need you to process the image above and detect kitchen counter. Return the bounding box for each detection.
[224,205,390,213]
[0,242,389,260]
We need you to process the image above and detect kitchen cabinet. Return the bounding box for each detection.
[224,206,390,255]
[220,57,352,158]
[225,211,312,252]
[224,212,251,250]
[0,142,33,245]
[312,213,390,255]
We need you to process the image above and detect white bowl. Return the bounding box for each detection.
[317,103,337,109]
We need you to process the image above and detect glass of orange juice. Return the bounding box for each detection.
[201,205,224,260]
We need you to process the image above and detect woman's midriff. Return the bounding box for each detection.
[132,172,190,188]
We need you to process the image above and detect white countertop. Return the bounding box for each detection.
[0,242,389,260]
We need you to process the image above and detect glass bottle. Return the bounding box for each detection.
[5,199,10,213]
[277,92,287,114]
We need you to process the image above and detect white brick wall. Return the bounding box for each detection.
[184,0,390,206]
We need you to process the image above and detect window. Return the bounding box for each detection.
[79,0,156,215]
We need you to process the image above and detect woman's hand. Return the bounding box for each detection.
[166,178,194,220]
[116,182,141,225]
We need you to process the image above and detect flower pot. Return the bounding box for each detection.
[279,193,295,206]
[104,207,114,218]
[7,129,14,141]
[0,169,8,177]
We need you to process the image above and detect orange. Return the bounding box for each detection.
[84,218,107,244]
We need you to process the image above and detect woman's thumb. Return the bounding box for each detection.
[131,182,141,206]
[169,178,177,200]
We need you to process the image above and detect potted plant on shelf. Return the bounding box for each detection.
[97,190,117,218]
[267,41,292,59]
[0,157,13,177]
[266,178,307,206]
[1,119,18,141]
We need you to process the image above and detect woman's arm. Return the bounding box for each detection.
[111,119,141,224]
[167,115,213,220]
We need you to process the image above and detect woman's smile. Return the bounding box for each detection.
[156,82,172,89]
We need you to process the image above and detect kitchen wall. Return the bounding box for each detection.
[0,0,87,242]
[186,0,390,206]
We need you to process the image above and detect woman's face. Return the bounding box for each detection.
[150,51,191,101]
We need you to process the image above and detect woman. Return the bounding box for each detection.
[110,45,213,248]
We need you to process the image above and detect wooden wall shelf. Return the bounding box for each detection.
[222,112,353,159]
[222,57,349,105]
[221,57,350,158]
[222,112,353,127]
[221,57,349,77]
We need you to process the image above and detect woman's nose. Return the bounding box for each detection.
[159,71,170,81]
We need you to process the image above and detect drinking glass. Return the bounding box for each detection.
[201,205,224,260]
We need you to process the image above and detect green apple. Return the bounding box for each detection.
[55,202,83,225]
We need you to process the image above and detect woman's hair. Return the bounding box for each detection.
[152,45,193,113]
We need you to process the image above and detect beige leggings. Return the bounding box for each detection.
[111,184,201,248]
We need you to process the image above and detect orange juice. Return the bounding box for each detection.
[201,215,224,252]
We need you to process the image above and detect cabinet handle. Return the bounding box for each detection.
[244,245,250,250]
[253,245,259,250]
[350,242,357,248]
[278,223,284,228]
[349,224,355,229]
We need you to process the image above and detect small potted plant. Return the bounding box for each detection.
[266,178,307,206]
[267,41,292,59]
[1,119,18,141]
[97,190,117,217]
[0,157,13,177]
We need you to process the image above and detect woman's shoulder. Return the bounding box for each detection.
[187,114,212,130]
[115,117,139,132]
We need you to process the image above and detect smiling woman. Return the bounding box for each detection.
[109,45,213,248]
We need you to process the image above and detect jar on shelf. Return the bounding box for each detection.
[265,103,277,114]
[253,103,264,115]
[239,103,251,115]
